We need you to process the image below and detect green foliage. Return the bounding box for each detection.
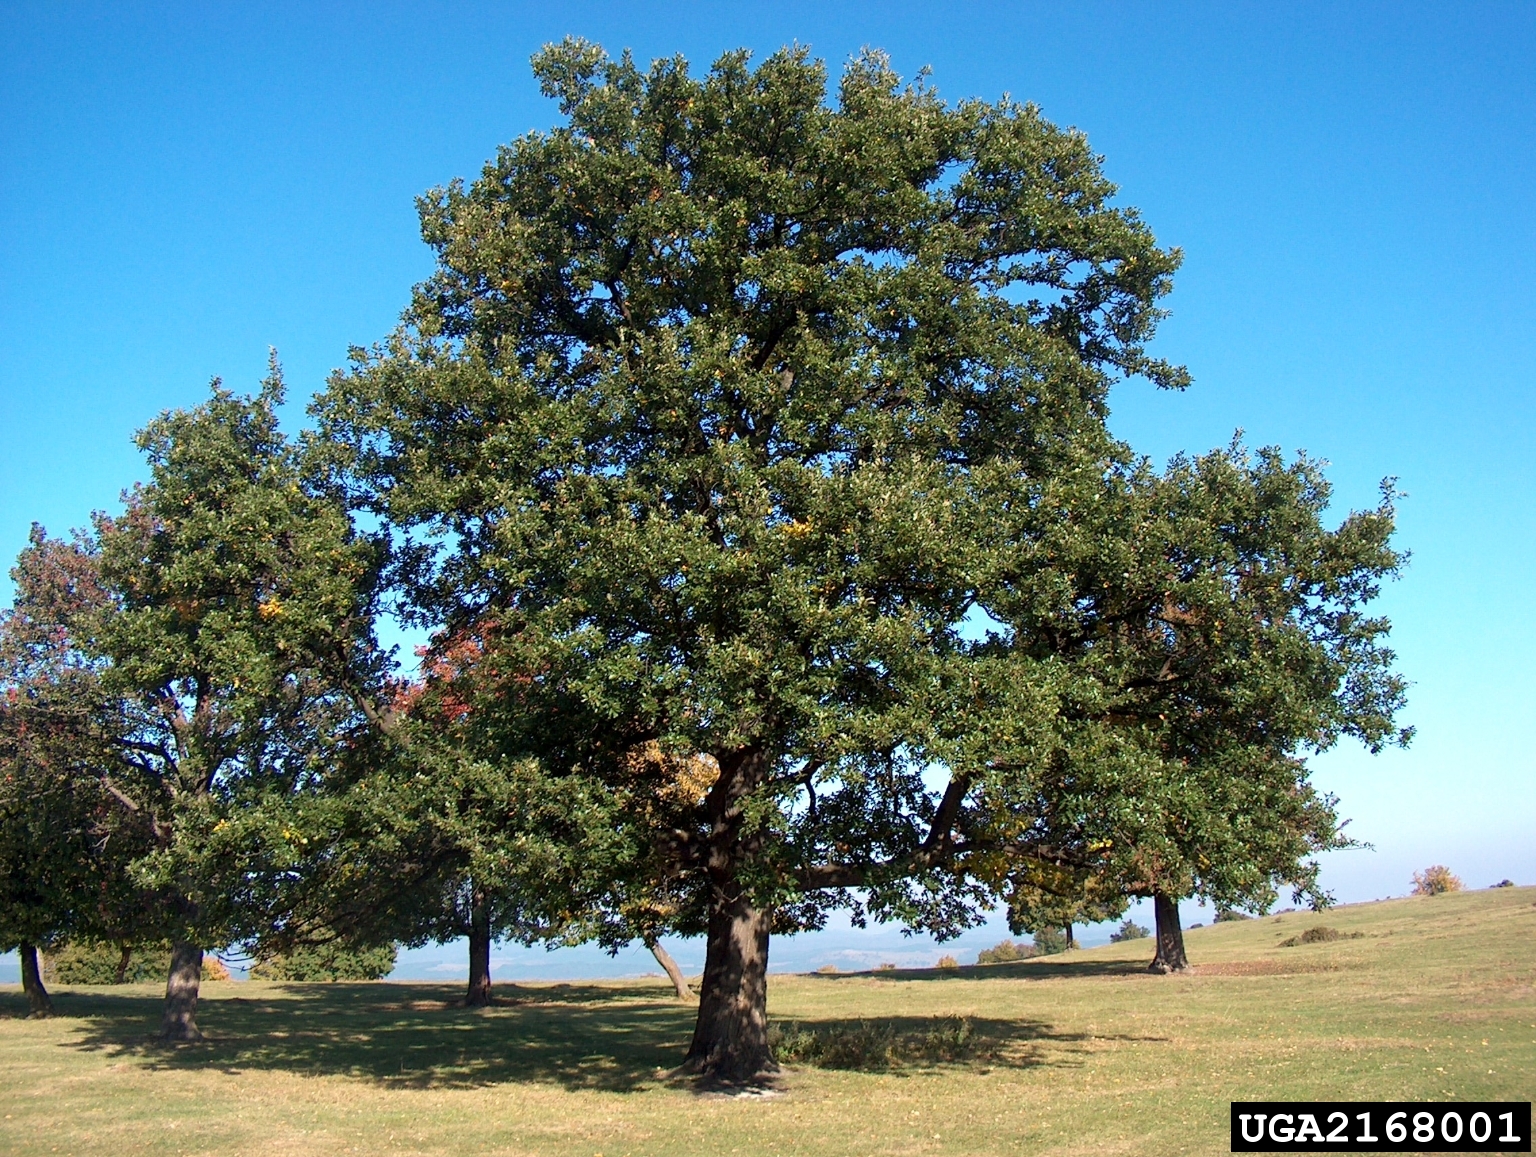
[1,528,160,957]
[1214,908,1252,922]
[249,942,396,981]
[1109,919,1150,942]
[41,941,232,983]
[315,37,1192,974]
[994,444,1409,941]
[85,360,396,950]
[43,942,156,984]
[300,44,1410,1078]
[1412,865,1462,896]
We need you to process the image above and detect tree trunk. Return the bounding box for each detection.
[1148,892,1189,973]
[1064,924,1075,950]
[160,942,204,1040]
[645,935,694,1001]
[685,892,773,1081]
[19,943,53,1017]
[114,943,133,985]
[465,894,492,1007]
[682,746,775,1082]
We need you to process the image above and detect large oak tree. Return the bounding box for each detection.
[317,41,1189,1080]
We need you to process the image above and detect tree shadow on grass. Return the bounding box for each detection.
[767,1013,1167,1076]
[55,981,698,1093]
[34,976,1162,1091]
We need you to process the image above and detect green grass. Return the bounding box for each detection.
[3,886,1533,1156]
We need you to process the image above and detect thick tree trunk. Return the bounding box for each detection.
[645,935,694,1001]
[160,942,204,1040]
[19,943,53,1017]
[465,895,492,1007]
[683,745,775,1082]
[685,893,773,1081]
[114,943,133,985]
[1147,892,1190,973]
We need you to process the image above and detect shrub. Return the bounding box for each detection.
[1278,926,1364,947]
[875,962,896,971]
[42,941,229,984]
[1493,879,1514,888]
[815,964,840,974]
[1411,865,1463,895]
[769,1016,976,1069]
[1109,919,1150,942]
[1214,909,1252,922]
[935,954,959,970]
[249,942,396,981]
[44,941,150,985]
[975,938,1033,965]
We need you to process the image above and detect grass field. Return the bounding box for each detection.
[2,886,1533,1156]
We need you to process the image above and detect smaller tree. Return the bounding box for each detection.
[986,444,1409,975]
[42,940,162,984]
[975,938,1032,964]
[1411,865,1462,896]
[1030,927,1068,956]
[87,363,397,1039]
[1,528,160,1017]
[1109,918,1149,942]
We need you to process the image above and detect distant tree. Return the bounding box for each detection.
[1411,866,1462,896]
[1109,918,1149,942]
[1030,927,1068,956]
[42,940,163,984]
[997,863,1127,957]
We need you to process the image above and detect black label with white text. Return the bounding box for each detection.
[1231,1102,1531,1152]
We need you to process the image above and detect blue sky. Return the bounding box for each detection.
[3,2,1532,981]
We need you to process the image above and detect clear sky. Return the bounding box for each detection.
[3,2,1532,979]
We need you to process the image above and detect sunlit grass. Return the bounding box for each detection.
[3,886,1533,1156]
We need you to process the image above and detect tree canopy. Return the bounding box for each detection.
[987,445,1409,969]
[315,39,1212,1080]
